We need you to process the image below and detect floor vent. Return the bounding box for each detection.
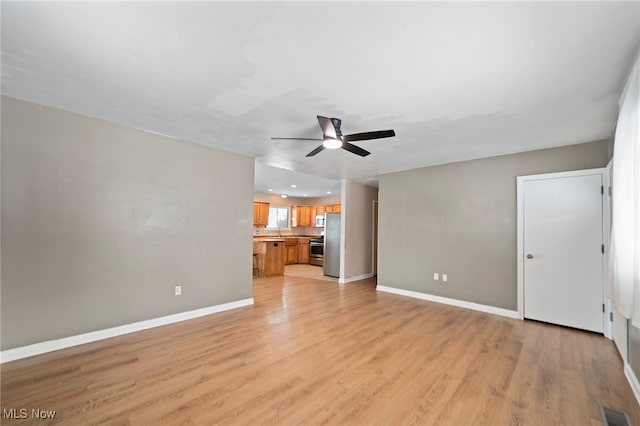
[601,405,633,426]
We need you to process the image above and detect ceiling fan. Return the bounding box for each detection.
[271,115,395,157]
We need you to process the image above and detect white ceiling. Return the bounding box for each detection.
[2,2,639,197]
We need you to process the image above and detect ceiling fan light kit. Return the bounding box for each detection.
[322,138,342,149]
[272,115,395,158]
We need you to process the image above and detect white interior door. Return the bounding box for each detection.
[522,172,604,333]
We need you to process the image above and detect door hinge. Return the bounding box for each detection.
[602,244,605,254]
[603,303,605,312]
[610,312,613,322]
[601,185,604,194]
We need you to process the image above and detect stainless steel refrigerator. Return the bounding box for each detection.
[324,213,341,277]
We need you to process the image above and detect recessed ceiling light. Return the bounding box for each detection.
[290,184,297,188]
[268,189,273,192]
[280,194,288,198]
[326,191,332,194]
[303,194,308,197]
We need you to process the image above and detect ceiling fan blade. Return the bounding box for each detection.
[317,116,337,139]
[342,129,395,142]
[342,142,371,157]
[306,145,326,157]
[271,137,323,141]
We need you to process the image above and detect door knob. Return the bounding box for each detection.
[526,254,533,259]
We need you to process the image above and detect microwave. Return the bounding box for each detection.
[315,214,325,227]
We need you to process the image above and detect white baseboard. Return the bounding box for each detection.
[0,298,254,364]
[625,363,640,408]
[339,272,374,284]
[376,285,519,319]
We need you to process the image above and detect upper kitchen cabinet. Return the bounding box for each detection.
[291,204,341,227]
[326,204,341,213]
[253,202,269,227]
[293,205,316,227]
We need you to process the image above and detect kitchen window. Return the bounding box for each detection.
[266,207,290,229]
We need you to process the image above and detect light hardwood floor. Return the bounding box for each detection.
[284,264,337,282]
[2,275,639,425]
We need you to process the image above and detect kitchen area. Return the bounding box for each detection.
[252,197,341,280]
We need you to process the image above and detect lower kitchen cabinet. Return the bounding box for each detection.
[254,240,285,277]
[254,237,311,273]
[285,239,298,265]
[297,239,310,264]
[265,241,285,276]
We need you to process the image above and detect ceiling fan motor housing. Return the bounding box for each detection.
[331,118,342,137]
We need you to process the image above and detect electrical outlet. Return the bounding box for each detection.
[442,274,448,282]
[175,283,182,296]
[433,273,439,281]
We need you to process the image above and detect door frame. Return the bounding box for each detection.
[516,167,611,338]
[607,157,629,360]
[372,200,378,277]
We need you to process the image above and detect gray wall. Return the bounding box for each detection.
[378,141,609,310]
[342,180,378,280]
[630,324,640,376]
[1,97,255,350]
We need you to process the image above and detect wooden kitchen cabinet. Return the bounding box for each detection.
[320,204,341,213]
[316,204,341,214]
[253,239,285,277]
[285,239,298,265]
[292,204,339,227]
[306,207,315,226]
[294,206,315,227]
[296,207,304,227]
[297,238,310,264]
[265,241,285,276]
[253,202,269,227]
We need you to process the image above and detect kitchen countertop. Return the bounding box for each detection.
[253,236,316,240]
[253,238,286,242]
